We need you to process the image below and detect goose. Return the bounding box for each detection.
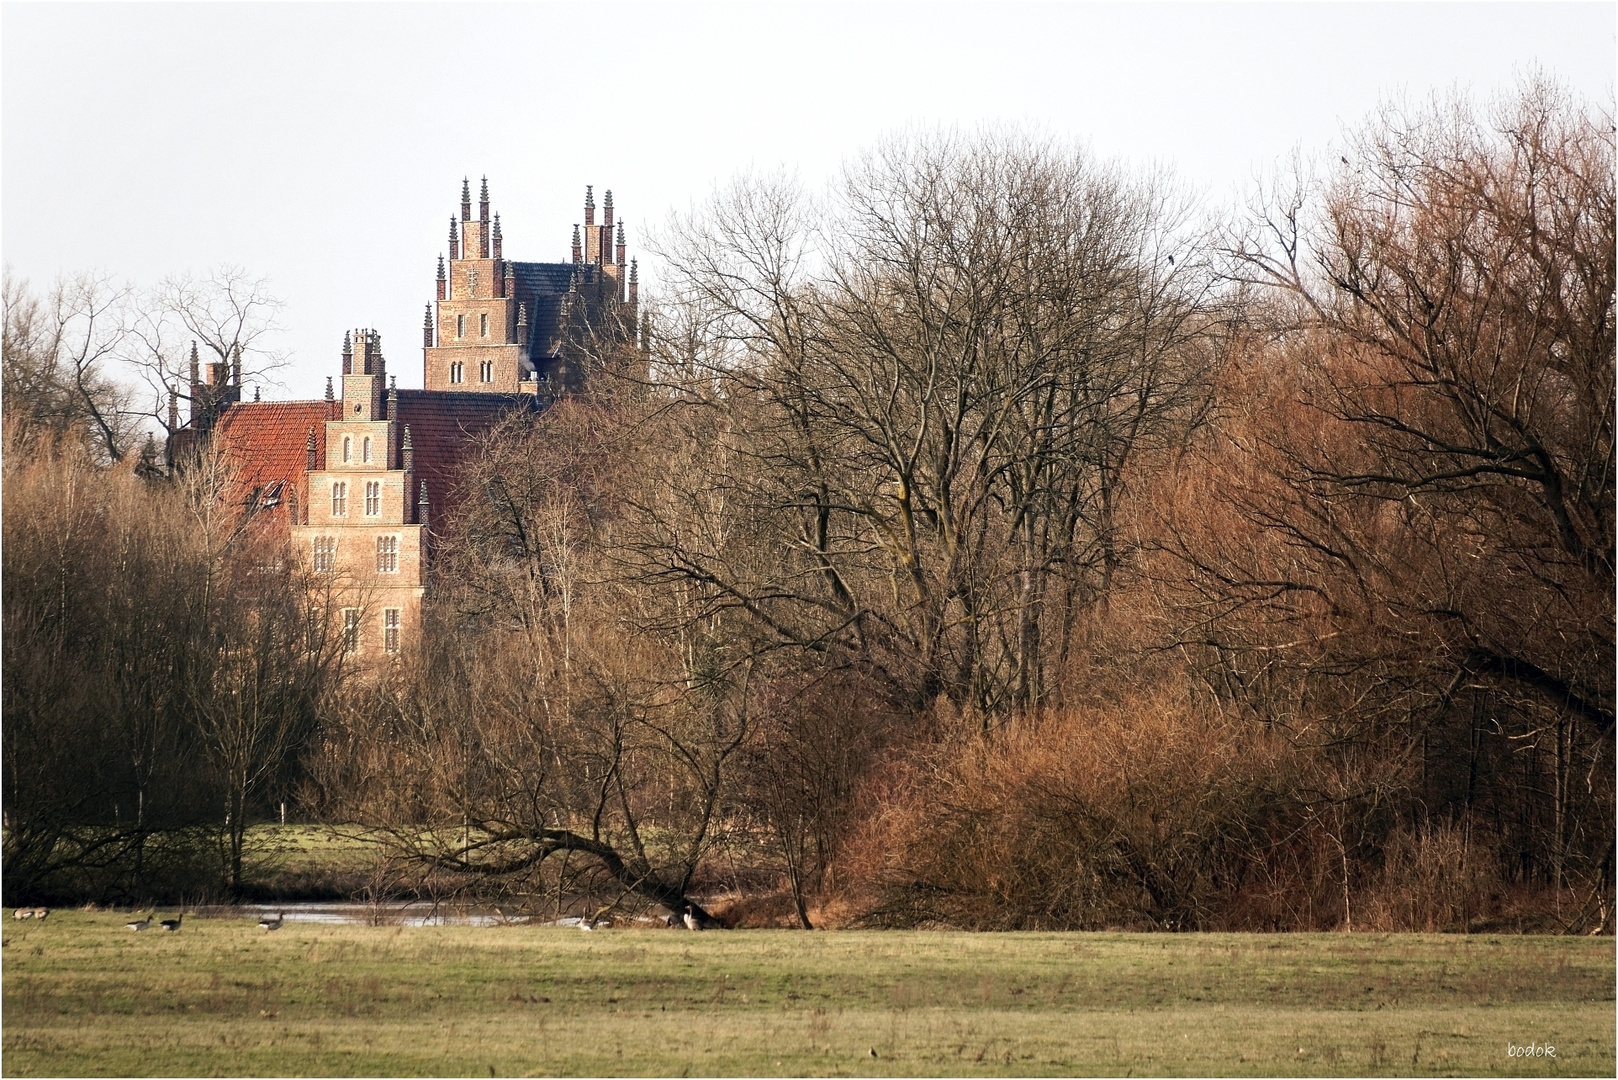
[31,908,48,919]
[126,913,153,931]
[682,905,703,932]
[12,908,32,921]
[258,911,285,931]
[160,913,183,933]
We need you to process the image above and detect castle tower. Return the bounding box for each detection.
[424,177,638,395]
[423,176,528,393]
[292,328,425,660]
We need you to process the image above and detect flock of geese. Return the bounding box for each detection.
[123,911,283,932]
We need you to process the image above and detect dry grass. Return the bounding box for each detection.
[3,911,1611,1076]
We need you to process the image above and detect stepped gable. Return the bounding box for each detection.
[392,389,541,522]
[211,400,332,517]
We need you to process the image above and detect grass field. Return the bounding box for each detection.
[2,912,1611,1077]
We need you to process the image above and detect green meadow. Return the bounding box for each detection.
[3,912,1611,1076]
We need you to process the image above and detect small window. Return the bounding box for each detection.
[383,609,401,654]
[342,608,361,653]
[312,536,337,572]
[480,313,489,338]
[376,535,398,573]
[450,361,463,384]
[331,482,347,517]
[456,314,465,339]
[365,481,381,516]
[342,436,351,463]
[480,360,493,383]
[362,436,372,464]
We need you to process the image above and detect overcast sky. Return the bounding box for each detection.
[4,2,1612,400]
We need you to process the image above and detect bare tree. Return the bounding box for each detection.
[2,269,140,462]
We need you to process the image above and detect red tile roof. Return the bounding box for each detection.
[211,401,331,522]
[206,392,539,530]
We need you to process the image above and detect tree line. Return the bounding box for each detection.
[5,81,1612,931]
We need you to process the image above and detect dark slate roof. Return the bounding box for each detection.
[393,389,541,522]
[509,262,576,360]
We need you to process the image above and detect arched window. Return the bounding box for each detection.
[342,436,351,462]
[480,313,489,338]
[362,437,372,464]
[456,314,465,338]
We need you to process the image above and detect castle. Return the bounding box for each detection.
[169,180,641,658]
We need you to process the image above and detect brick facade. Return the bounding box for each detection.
[170,179,642,663]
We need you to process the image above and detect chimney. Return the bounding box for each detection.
[584,185,595,226]
[603,189,614,229]
[572,224,582,264]
[436,254,447,300]
[616,221,626,266]
[479,176,490,223]
[461,177,472,222]
[306,426,318,471]
[492,213,502,260]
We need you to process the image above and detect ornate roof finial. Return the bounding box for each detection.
[437,254,446,281]
[479,175,490,222]
[603,188,614,228]
[584,185,595,225]
[572,224,582,263]
[461,177,472,221]
[253,385,260,402]
[325,376,334,401]
[629,256,638,283]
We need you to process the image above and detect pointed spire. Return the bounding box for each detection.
[418,480,429,527]
[342,329,353,374]
[423,304,435,348]
[449,216,459,259]
[231,343,242,386]
[479,175,490,222]
[461,177,472,221]
[603,188,614,228]
[168,385,179,431]
[253,385,260,402]
[584,185,595,225]
[387,374,398,420]
[402,424,414,474]
[628,256,639,305]
[492,212,503,259]
[616,220,627,265]
[572,224,582,263]
[437,253,447,300]
[517,302,528,326]
[325,376,334,401]
[188,341,200,383]
[437,254,446,281]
